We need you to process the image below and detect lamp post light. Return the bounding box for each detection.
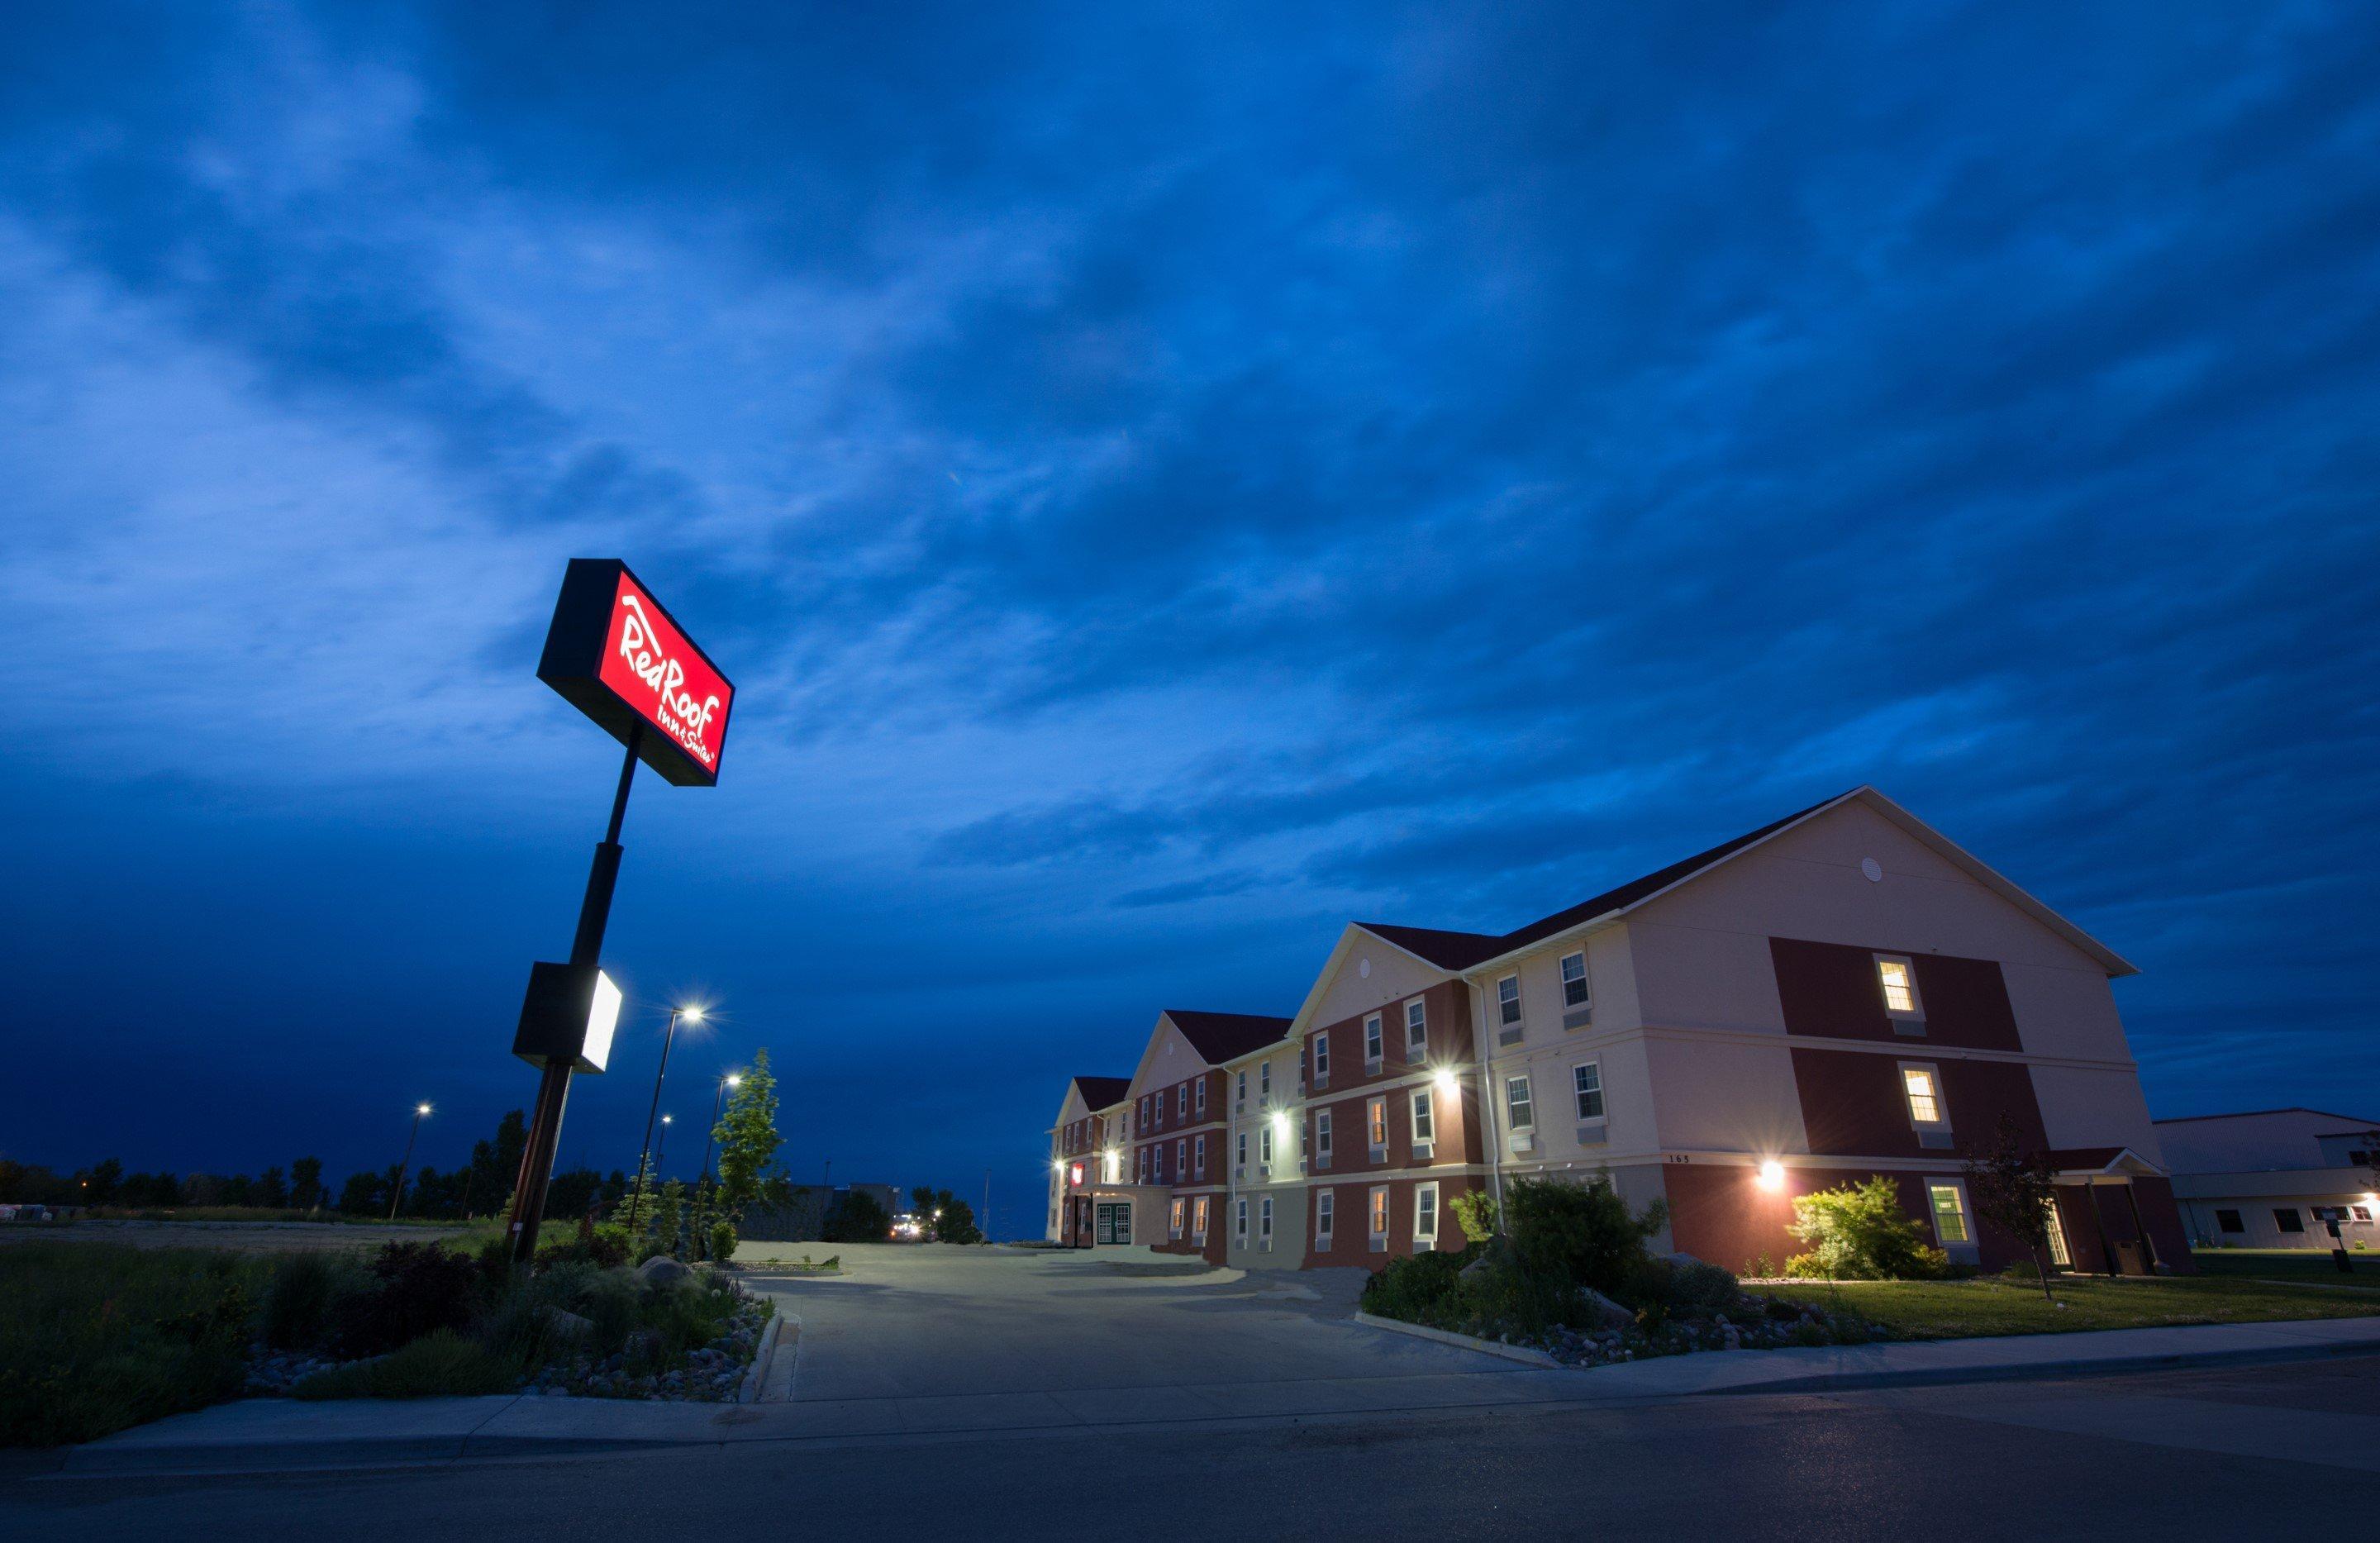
[656,1113,674,1178]
[389,1102,431,1222]
[625,1003,705,1235]
[699,1073,743,1184]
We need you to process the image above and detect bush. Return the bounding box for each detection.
[332,1241,483,1356]
[707,1221,739,1264]
[536,1222,631,1271]
[293,1331,522,1399]
[1448,1189,1499,1249]
[259,1251,369,1350]
[1506,1174,1666,1298]
[1787,1178,1948,1280]
[1361,1251,1470,1327]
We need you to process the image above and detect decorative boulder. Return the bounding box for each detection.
[1577,1288,1635,1329]
[636,1255,693,1288]
[543,1307,594,1344]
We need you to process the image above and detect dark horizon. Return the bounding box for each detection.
[4,3,2378,1239]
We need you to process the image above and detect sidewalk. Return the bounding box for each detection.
[44,1313,2380,1477]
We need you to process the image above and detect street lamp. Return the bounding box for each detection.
[699,1072,743,1184]
[389,1102,431,1222]
[626,1002,706,1235]
[656,1113,674,1177]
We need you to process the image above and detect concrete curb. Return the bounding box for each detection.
[1352,1312,1560,1367]
[1711,1331,2380,1395]
[737,1312,783,1404]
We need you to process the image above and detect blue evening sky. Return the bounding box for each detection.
[3,3,2375,1234]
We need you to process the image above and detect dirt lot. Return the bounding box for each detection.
[0,1219,481,1254]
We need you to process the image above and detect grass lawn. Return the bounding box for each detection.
[0,1242,271,1446]
[2191,1248,2380,1283]
[1761,1272,2380,1340]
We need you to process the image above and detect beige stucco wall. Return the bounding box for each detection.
[1314,930,1449,1032]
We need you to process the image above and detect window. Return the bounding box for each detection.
[1194,1134,1207,1179]
[1235,1198,1249,1242]
[1169,1198,1183,1238]
[1573,1061,1605,1121]
[1196,1079,1207,1117]
[1316,1189,1335,1244]
[1313,1031,1330,1080]
[1497,974,1521,1026]
[1259,1123,1274,1166]
[1141,1095,1151,1126]
[1415,1182,1440,1250]
[1260,1062,1272,1102]
[1368,1185,1388,1250]
[1410,1088,1435,1150]
[1560,951,1590,1009]
[1235,1069,1247,1107]
[1174,1138,1185,1178]
[2275,1207,2305,1234]
[1177,1084,1188,1118]
[1137,1147,1148,1184]
[1154,1144,1164,1183]
[1316,1109,1334,1164]
[1926,1181,1971,1245]
[1506,1075,1535,1130]
[1901,1064,1944,1127]
[2216,1208,2244,1234]
[1259,1196,1273,1248]
[1876,955,1924,1028]
[1102,1148,1120,1183]
[1192,1195,1208,1239]
[2355,1205,2374,1222]
[1368,1096,1388,1154]
[2044,1198,2070,1268]
[1405,999,1427,1058]
[1364,1013,1383,1065]
[1236,1131,1248,1169]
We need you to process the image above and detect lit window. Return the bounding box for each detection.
[1411,1088,1435,1148]
[1497,974,1521,1027]
[1573,1061,1604,1121]
[1102,1149,1120,1183]
[1192,1196,1208,1238]
[1560,951,1589,1009]
[1235,1198,1249,1241]
[1364,1013,1383,1064]
[1877,955,1921,1017]
[1169,1198,1183,1237]
[1415,1183,1439,1250]
[1368,1096,1388,1150]
[1405,1000,1427,1057]
[1313,1032,1330,1079]
[1927,1182,1970,1245]
[1316,1110,1334,1161]
[1902,1066,1943,1126]
[1316,1189,1335,1243]
[2044,1198,2070,1267]
[1368,1185,1388,1238]
[1507,1075,1535,1131]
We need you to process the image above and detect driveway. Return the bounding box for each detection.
[731,1242,1513,1405]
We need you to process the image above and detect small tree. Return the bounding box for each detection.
[822,1189,891,1242]
[614,1154,661,1236]
[1787,1177,1944,1279]
[712,1049,784,1250]
[657,1179,688,1258]
[290,1155,326,1211]
[1449,1188,1500,1251]
[1963,1115,2059,1302]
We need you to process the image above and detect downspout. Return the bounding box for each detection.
[1468,975,1506,1220]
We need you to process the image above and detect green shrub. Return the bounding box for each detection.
[1506,1174,1666,1298]
[1362,1251,1470,1326]
[536,1221,632,1271]
[332,1241,483,1356]
[1786,1178,1947,1280]
[292,1331,521,1399]
[259,1251,368,1350]
[1628,1255,1739,1315]
[707,1221,739,1263]
[1448,1189,1500,1249]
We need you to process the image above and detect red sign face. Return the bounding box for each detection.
[1069,1162,1084,1188]
[596,571,733,776]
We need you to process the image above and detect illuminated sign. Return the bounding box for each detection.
[1069,1162,1085,1188]
[512,962,625,1073]
[538,560,735,787]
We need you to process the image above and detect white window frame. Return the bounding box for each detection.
[1177,1084,1188,1118]
[1259,1122,1274,1167]
[1259,1195,1273,1250]
[1410,1086,1435,1155]
[1235,1069,1247,1109]
[1414,1181,1440,1251]
[1312,1031,1330,1083]
[1102,1148,1121,1184]
[1404,998,1427,1059]
[1235,1131,1248,1170]
[1235,1198,1249,1243]
[1192,1195,1209,1241]
[1497,974,1521,1026]
[1572,1060,1605,1123]
[1559,950,1590,1010]
[1194,1133,1207,1179]
[1925,1177,1976,1251]
[1364,1012,1383,1069]
[1506,1074,1535,1131]
[1899,1061,1949,1134]
[1316,1108,1334,1166]
[1367,1095,1388,1158]
[1259,1061,1272,1102]
[1876,953,1925,1031]
[2044,1196,2071,1268]
[1316,1188,1335,1245]
[1169,1198,1183,1239]
[1174,1137,1185,1178]
[1137,1147,1148,1184]
[1368,1184,1388,1252]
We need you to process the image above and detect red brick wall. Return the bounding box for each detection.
[1770,937,2024,1051]
[1789,1047,2047,1160]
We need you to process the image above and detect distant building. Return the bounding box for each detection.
[1048,787,2195,1276]
[2154,1108,2380,1250]
[740,1181,905,1241]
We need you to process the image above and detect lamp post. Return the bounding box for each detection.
[699,1073,743,1184]
[388,1103,431,1222]
[655,1113,674,1177]
[625,1004,704,1235]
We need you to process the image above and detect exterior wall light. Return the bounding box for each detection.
[1432,1067,1457,1094]
[1757,1160,1786,1192]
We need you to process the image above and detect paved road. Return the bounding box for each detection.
[9,1359,2376,1541]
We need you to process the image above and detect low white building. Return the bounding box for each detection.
[2154,1108,2380,1251]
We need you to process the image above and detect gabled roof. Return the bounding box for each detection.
[1161,1010,1293,1064]
[1070,1075,1130,1110]
[1357,786,2135,978]
[2047,1146,2164,1178]
[2154,1107,2380,1127]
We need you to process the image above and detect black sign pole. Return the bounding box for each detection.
[507,726,644,1266]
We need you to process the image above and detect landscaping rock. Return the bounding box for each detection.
[636,1255,693,1288]
[543,1307,595,1344]
[1577,1288,1635,1329]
